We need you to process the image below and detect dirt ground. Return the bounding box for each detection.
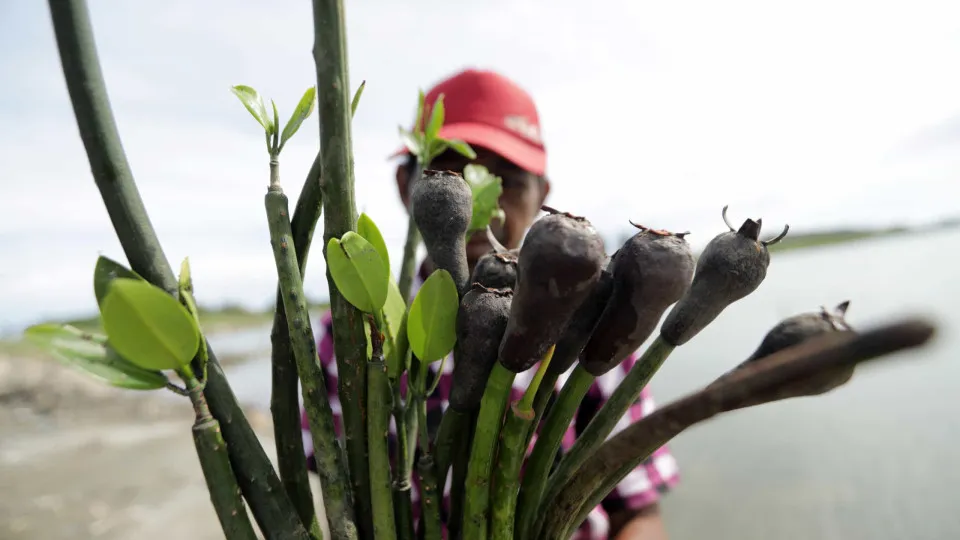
[0,353,329,540]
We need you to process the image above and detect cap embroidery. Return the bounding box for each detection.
[503,115,542,145]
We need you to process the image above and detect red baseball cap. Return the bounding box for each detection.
[391,68,547,176]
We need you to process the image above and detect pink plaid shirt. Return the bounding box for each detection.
[301,266,679,539]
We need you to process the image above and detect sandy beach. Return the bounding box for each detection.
[0,351,326,540]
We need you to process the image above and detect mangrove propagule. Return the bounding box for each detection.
[411,169,473,297]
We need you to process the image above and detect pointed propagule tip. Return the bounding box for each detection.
[628,220,691,239]
[486,226,509,254]
[468,281,514,296]
[540,204,587,221]
[761,223,790,246]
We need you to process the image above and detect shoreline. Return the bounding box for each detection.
[0,350,300,540]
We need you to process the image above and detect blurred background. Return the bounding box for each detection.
[1,0,957,539]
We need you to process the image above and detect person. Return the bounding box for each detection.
[301,68,678,540]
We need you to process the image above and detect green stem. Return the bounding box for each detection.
[397,213,422,304]
[432,407,467,496]
[392,383,414,540]
[491,346,554,540]
[267,156,323,539]
[311,1,373,537]
[393,486,414,540]
[367,320,398,540]
[416,454,442,540]
[490,405,533,540]
[537,337,675,533]
[462,362,516,540]
[525,369,560,450]
[397,161,423,304]
[48,1,307,537]
[187,376,258,540]
[448,412,475,540]
[514,365,594,540]
[266,185,357,540]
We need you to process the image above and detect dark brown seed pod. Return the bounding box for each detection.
[471,248,519,290]
[498,207,606,373]
[450,284,514,412]
[411,169,473,297]
[580,224,695,376]
[660,206,790,347]
[712,301,857,402]
[546,268,616,377]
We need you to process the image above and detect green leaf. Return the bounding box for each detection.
[93,256,144,309]
[178,257,193,292]
[357,213,390,276]
[407,270,459,363]
[23,324,168,390]
[383,281,408,378]
[326,232,390,314]
[101,278,201,371]
[464,164,506,233]
[446,138,477,160]
[271,99,280,151]
[231,85,274,134]
[280,86,316,150]
[399,127,422,157]
[426,94,445,140]
[351,80,366,118]
[414,90,426,134]
[426,138,450,164]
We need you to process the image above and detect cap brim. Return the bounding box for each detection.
[388,122,546,176]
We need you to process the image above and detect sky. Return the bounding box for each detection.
[1,0,958,331]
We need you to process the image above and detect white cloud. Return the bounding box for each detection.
[1,0,958,329]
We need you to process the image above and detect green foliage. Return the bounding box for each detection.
[280,86,317,151]
[351,80,366,118]
[23,323,168,390]
[407,269,459,363]
[398,91,477,167]
[326,231,390,314]
[464,164,506,235]
[232,84,318,157]
[357,213,391,276]
[100,278,200,371]
[93,255,143,308]
[231,85,275,135]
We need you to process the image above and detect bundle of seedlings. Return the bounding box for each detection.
[35,1,937,540]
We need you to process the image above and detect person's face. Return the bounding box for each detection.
[396,146,551,268]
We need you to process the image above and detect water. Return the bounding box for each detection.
[213,228,958,539]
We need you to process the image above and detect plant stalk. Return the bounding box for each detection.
[266,184,357,540]
[462,362,516,540]
[515,365,594,540]
[311,1,373,538]
[48,1,308,537]
[542,319,935,539]
[491,346,555,540]
[268,155,324,539]
[367,318,399,540]
[537,336,674,534]
[187,375,259,540]
[416,454,442,540]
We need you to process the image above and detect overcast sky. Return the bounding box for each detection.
[1,0,958,330]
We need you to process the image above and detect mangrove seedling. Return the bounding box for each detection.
[411,169,474,297]
[581,223,695,375]
[660,205,790,346]
[518,223,694,539]
[714,301,858,405]
[433,284,514,524]
[471,250,519,290]
[450,285,515,412]
[498,206,607,373]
